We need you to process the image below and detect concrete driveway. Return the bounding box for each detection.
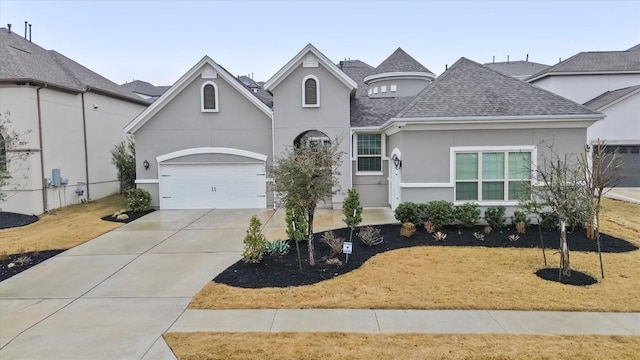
[0,207,396,360]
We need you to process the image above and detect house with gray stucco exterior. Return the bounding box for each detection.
[125,44,603,211]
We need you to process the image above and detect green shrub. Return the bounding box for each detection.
[242,215,268,263]
[424,200,454,230]
[286,204,307,242]
[453,202,481,228]
[512,210,530,227]
[342,188,363,230]
[394,202,421,225]
[540,212,559,231]
[265,239,290,256]
[484,206,506,229]
[417,203,430,222]
[110,137,136,193]
[126,188,151,212]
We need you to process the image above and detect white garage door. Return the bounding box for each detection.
[159,163,266,209]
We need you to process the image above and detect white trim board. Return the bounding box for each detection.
[157,147,268,163]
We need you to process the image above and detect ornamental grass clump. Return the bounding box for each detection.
[322,231,344,256]
[357,226,384,246]
[242,215,268,263]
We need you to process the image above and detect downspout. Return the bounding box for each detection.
[81,90,90,200]
[36,85,47,212]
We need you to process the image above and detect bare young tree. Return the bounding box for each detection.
[0,111,31,207]
[521,143,592,280]
[580,139,625,278]
[269,137,344,266]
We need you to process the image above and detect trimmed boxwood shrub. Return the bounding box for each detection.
[394,202,421,225]
[424,200,454,230]
[126,188,151,213]
[453,202,481,228]
[484,206,506,229]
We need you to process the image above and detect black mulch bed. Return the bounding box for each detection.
[215,224,637,289]
[0,250,65,282]
[0,212,38,229]
[101,209,155,223]
[535,268,598,286]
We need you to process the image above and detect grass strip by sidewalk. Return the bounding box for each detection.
[0,195,127,255]
[164,332,640,360]
[190,198,640,312]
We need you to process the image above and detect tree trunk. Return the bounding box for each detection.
[307,208,316,266]
[559,219,571,280]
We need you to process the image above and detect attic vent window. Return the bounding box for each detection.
[201,81,219,112]
[302,75,320,107]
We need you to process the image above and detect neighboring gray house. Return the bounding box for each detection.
[527,46,640,186]
[0,27,148,215]
[125,44,602,211]
[121,80,170,102]
[484,60,549,80]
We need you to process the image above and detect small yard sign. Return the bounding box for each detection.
[343,242,353,254]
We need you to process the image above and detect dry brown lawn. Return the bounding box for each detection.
[190,198,640,312]
[0,195,127,255]
[164,332,640,360]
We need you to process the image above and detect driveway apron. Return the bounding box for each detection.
[0,209,274,360]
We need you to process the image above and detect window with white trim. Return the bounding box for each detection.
[390,85,397,92]
[302,75,319,107]
[455,150,531,201]
[356,133,382,172]
[381,85,387,93]
[201,81,219,112]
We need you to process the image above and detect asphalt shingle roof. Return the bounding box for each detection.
[120,80,170,97]
[339,59,374,97]
[627,44,640,52]
[350,96,415,127]
[367,48,433,77]
[0,28,147,104]
[483,61,549,78]
[528,50,640,80]
[397,57,599,118]
[583,85,640,111]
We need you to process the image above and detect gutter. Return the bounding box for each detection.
[81,89,90,200]
[36,84,47,212]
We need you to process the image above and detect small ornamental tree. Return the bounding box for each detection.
[269,136,344,266]
[242,215,268,263]
[111,137,136,194]
[285,202,307,272]
[0,111,31,206]
[521,144,592,280]
[342,188,363,241]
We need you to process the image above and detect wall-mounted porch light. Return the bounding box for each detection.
[143,160,150,170]
[392,154,402,170]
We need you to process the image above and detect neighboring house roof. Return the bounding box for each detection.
[0,28,148,105]
[121,80,170,97]
[527,50,640,82]
[238,75,261,89]
[350,96,415,127]
[124,56,272,134]
[583,84,640,111]
[339,59,375,97]
[366,47,434,77]
[627,44,640,52]
[263,43,357,92]
[396,57,600,119]
[483,60,549,79]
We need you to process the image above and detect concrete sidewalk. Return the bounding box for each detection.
[170,309,640,335]
[605,187,640,204]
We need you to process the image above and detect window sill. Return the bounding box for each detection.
[201,109,219,113]
[302,104,320,108]
[453,200,520,206]
[356,171,383,176]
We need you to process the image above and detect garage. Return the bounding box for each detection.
[614,145,640,187]
[155,148,268,209]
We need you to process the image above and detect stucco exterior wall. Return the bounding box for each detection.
[531,74,640,104]
[367,78,430,98]
[271,62,351,207]
[133,72,272,208]
[588,94,640,144]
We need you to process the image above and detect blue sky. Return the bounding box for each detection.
[1,1,639,86]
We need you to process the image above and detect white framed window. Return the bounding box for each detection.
[381,85,387,93]
[302,75,320,107]
[453,146,535,203]
[356,133,383,174]
[390,85,397,92]
[201,81,219,112]
[368,88,372,96]
[373,87,378,94]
